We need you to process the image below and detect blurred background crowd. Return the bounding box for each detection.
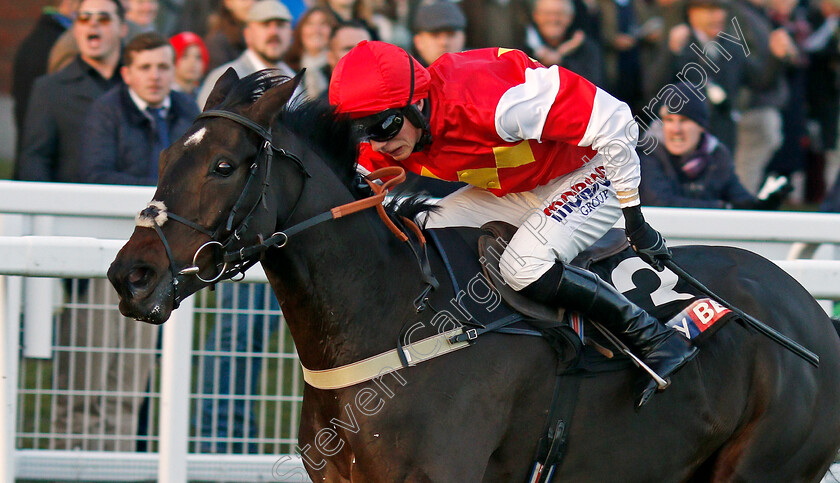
[9,0,840,209]
[6,0,840,454]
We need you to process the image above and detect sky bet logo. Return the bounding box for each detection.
[666,298,732,339]
[543,166,612,223]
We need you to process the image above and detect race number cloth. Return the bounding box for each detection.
[585,246,735,344]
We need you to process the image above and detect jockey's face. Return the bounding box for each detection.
[661,112,704,156]
[368,101,425,161]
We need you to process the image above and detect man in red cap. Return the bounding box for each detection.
[329,40,697,409]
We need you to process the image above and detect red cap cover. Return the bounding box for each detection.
[169,31,210,73]
[329,40,431,119]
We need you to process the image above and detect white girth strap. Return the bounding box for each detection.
[301,328,472,390]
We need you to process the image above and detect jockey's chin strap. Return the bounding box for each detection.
[141,108,437,308]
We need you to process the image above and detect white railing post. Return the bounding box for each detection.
[825,244,837,316]
[0,275,19,483]
[0,214,24,483]
[158,296,195,483]
[23,215,55,359]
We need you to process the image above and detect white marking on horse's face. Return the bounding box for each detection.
[136,200,169,228]
[185,127,207,147]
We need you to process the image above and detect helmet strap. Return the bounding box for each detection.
[405,103,432,152]
[403,50,432,152]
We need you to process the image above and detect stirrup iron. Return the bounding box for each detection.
[589,320,669,389]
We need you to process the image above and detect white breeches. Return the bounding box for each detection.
[424,163,621,291]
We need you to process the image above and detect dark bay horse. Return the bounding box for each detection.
[108,70,840,481]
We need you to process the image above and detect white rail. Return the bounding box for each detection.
[644,209,840,243]
[1,236,837,297]
[3,180,840,243]
[0,236,269,282]
[0,180,154,218]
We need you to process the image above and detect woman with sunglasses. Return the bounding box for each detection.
[329,40,696,410]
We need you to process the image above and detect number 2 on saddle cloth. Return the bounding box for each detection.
[598,251,734,344]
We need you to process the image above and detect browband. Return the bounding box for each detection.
[198,110,273,143]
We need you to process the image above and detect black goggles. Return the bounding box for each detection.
[360,109,405,142]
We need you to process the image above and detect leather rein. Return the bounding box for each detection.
[139,109,422,308]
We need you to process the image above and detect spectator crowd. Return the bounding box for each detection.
[9,0,840,453]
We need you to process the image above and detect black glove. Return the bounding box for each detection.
[623,205,671,271]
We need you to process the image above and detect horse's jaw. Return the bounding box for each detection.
[109,263,177,325]
[108,230,183,325]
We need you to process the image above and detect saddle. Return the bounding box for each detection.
[479,223,634,368]
[478,222,628,327]
[425,222,734,371]
[425,223,633,372]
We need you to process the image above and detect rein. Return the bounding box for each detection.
[229,165,410,264]
[140,108,427,308]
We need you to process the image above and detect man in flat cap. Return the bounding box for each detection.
[197,0,297,108]
[412,1,468,66]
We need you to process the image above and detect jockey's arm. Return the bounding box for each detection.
[493,56,670,268]
[494,60,642,207]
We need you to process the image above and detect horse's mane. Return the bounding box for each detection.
[217,69,285,109]
[277,99,359,191]
[385,192,440,226]
[220,70,437,223]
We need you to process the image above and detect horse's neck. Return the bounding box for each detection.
[262,217,422,370]
[260,153,424,371]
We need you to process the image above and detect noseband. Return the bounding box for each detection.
[139,108,410,308]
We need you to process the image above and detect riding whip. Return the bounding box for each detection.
[662,259,820,368]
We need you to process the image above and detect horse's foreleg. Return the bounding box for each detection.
[298,389,352,482]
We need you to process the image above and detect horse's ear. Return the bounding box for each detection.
[203,68,240,112]
[249,70,305,127]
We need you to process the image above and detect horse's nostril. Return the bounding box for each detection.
[127,266,150,288]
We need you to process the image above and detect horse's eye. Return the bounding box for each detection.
[214,160,234,176]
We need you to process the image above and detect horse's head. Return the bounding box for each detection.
[108,68,304,323]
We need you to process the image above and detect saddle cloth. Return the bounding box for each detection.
[426,223,736,372]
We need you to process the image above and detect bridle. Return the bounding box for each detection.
[139,108,415,308]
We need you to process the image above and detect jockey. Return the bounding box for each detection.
[329,40,697,409]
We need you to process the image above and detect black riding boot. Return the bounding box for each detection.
[521,264,698,410]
